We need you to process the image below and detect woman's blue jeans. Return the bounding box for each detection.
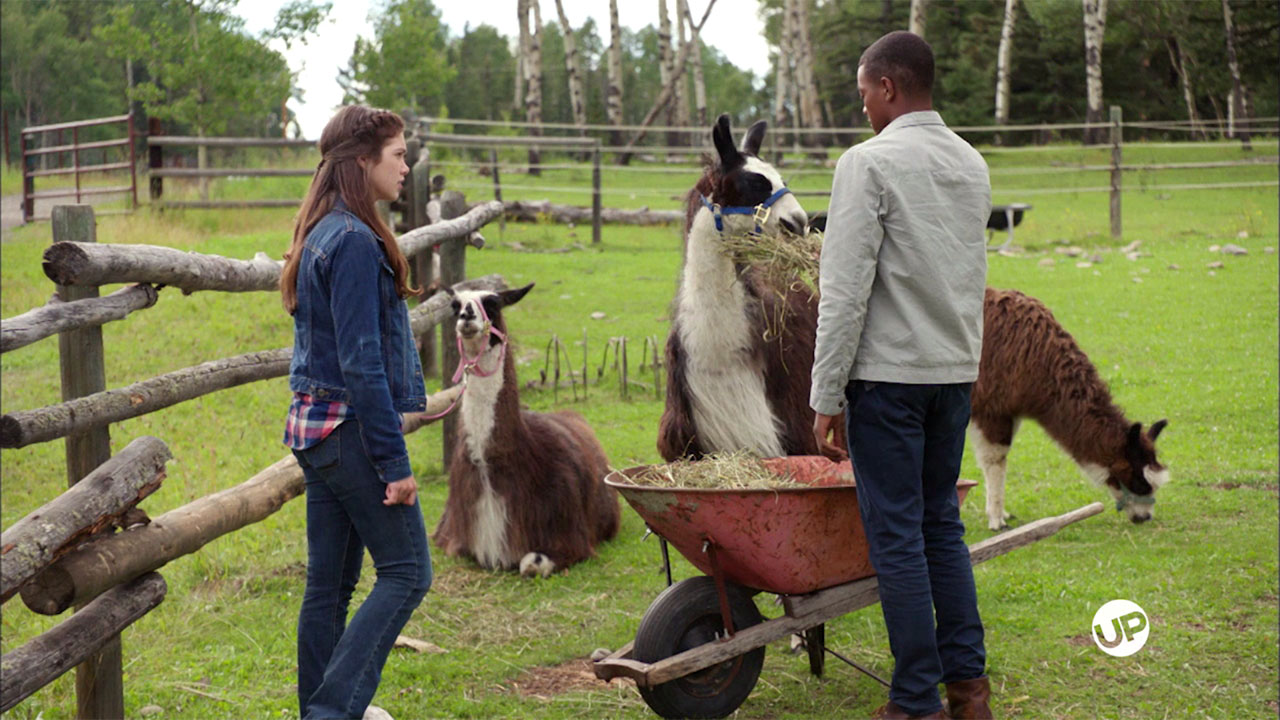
[844,381,986,716]
[293,420,432,720]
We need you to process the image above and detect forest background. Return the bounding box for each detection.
[2,0,1278,159]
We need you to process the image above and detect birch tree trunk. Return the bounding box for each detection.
[607,0,624,147]
[685,3,707,127]
[515,0,527,114]
[1082,0,1108,145]
[1220,0,1250,148]
[994,0,1018,138]
[773,0,795,162]
[615,0,717,165]
[1165,36,1206,140]
[910,0,929,39]
[525,0,544,174]
[553,0,588,144]
[675,0,691,143]
[658,0,676,155]
[794,0,824,149]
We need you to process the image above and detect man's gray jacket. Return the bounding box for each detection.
[810,110,992,416]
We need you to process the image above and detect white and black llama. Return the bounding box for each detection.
[971,288,1170,528]
[432,284,619,577]
[658,114,840,461]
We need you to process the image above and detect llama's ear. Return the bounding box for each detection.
[1148,419,1168,442]
[497,282,534,308]
[443,286,456,298]
[1127,422,1143,447]
[712,113,743,170]
[740,120,767,156]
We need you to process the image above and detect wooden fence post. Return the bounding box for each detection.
[52,205,124,720]
[436,191,467,471]
[592,143,602,245]
[409,149,438,377]
[490,149,505,233]
[1109,105,1122,239]
[21,130,34,223]
[147,118,163,204]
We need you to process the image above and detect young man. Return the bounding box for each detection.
[810,31,994,720]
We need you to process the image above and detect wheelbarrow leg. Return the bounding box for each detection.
[804,623,825,677]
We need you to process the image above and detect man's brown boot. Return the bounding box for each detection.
[944,676,993,719]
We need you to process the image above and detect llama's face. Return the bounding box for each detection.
[710,115,809,237]
[1103,420,1170,523]
[449,284,534,357]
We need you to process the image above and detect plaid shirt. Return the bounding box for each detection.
[283,392,351,450]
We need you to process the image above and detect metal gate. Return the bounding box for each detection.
[21,113,138,223]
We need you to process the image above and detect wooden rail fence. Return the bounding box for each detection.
[0,193,504,718]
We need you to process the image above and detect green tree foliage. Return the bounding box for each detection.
[444,25,516,122]
[348,0,455,116]
[1,0,125,156]
[94,0,323,139]
[807,0,1277,140]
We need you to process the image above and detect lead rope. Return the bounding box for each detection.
[418,301,508,421]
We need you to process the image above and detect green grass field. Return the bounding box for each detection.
[1,140,1276,719]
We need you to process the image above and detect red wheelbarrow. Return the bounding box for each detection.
[591,456,1104,719]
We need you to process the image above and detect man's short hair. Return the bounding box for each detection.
[859,31,935,98]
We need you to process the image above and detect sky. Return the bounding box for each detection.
[236,0,772,139]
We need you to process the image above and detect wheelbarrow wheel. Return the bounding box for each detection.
[632,576,765,719]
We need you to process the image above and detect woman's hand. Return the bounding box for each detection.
[384,475,418,506]
[423,384,464,416]
[400,385,466,434]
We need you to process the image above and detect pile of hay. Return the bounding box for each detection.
[623,452,798,490]
[718,227,823,291]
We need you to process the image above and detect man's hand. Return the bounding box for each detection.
[384,475,418,506]
[812,412,847,460]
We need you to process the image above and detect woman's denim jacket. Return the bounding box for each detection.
[288,200,426,482]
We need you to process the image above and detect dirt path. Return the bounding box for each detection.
[2,194,127,237]
[1,194,24,234]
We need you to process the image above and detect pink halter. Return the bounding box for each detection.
[418,297,508,421]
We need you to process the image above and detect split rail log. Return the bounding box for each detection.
[499,200,682,226]
[20,456,303,616]
[399,199,500,257]
[17,384,481,617]
[39,201,504,294]
[0,573,167,712]
[0,350,290,449]
[0,437,172,604]
[43,243,284,294]
[1,284,159,354]
[0,275,506,450]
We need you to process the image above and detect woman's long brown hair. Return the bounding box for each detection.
[280,105,418,314]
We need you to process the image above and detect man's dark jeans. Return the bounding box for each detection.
[293,420,432,720]
[844,381,986,716]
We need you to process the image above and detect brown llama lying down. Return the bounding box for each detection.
[432,283,619,577]
[971,287,1169,529]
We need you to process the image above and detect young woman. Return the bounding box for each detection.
[281,105,458,720]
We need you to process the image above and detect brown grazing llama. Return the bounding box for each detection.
[971,287,1170,528]
[432,284,619,577]
[658,114,843,461]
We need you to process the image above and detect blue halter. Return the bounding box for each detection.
[700,186,792,235]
